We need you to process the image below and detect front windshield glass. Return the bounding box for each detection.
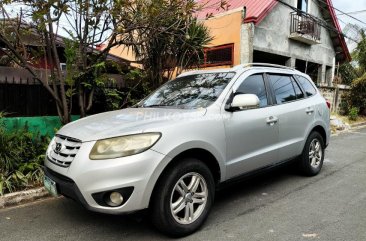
[139,72,235,109]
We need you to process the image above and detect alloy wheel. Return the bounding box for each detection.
[170,172,208,225]
[309,138,322,168]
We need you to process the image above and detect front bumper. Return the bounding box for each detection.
[44,167,89,208]
[45,141,171,214]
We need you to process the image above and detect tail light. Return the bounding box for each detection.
[326,100,331,109]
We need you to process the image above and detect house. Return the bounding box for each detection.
[0,19,131,116]
[107,0,350,112]
[0,19,131,87]
[196,0,351,87]
[0,33,129,76]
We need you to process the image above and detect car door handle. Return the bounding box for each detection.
[306,107,314,115]
[266,116,278,126]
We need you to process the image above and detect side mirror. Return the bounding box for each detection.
[228,94,260,111]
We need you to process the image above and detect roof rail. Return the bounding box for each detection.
[232,63,297,71]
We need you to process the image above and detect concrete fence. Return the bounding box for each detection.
[318,84,350,114]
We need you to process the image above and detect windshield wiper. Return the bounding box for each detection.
[143,104,169,108]
[142,104,186,109]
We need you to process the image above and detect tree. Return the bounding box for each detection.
[133,16,212,88]
[341,31,366,115]
[0,0,226,123]
[129,1,217,88]
[337,62,362,85]
[121,0,204,89]
[1,0,129,123]
[336,30,366,85]
[353,30,366,72]
[346,73,366,115]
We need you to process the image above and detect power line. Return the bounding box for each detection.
[316,0,366,26]
[337,10,366,16]
[310,0,360,43]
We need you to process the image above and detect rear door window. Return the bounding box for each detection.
[268,74,296,104]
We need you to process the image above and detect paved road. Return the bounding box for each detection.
[1,128,366,241]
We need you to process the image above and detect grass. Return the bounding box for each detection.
[331,113,366,125]
[330,113,366,134]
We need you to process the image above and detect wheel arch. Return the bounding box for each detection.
[310,125,327,145]
[167,148,221,184]
[298,124,328,156]
[147,147,222,209]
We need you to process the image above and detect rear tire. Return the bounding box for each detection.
[298,131,325,176]
[150,158,215,237]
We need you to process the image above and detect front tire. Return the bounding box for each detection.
[151,158,215,237]
[298,131,325,176]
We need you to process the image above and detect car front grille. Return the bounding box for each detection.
[48,135,82,168]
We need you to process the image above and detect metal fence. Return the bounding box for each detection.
[0,67,125,117]
[0,79,61,117]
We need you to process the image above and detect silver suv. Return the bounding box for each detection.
[44,63,330,236]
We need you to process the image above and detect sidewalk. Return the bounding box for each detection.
[331,114,366,135]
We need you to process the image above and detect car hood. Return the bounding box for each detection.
[57,107,206,142]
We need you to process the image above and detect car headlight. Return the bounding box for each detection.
[89,133,161,160]
[46,137,56,156]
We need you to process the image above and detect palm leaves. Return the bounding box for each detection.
[126,0,212,88]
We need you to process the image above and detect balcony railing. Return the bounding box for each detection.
[290,11,321,45]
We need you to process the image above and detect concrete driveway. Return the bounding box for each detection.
[1,127,366,241]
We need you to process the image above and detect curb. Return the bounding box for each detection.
[350,121,366,128]
[331,121,366,136]
[0,187,51,209]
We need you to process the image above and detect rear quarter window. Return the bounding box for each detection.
[296,76,317,97]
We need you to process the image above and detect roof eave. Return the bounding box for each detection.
[243,1,278,25]
[326,0,351,62]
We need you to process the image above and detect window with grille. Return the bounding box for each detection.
[201,44,234,67]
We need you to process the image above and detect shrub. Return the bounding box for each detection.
[0,114,49,195]
[338,96,349,116]
[348,107,359,121]
[347,73,366,115]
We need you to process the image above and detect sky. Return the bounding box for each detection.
[332,0,366,50]
[333,0,366,27]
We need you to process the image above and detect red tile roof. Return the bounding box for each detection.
[196,0,278,25]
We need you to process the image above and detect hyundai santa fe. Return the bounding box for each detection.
[44,63,330,236]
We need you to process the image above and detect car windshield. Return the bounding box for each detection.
[138,72,235,109]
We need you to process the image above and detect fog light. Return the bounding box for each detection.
[109,192,123,206]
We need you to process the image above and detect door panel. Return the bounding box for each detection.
[273,100,315,161]
[224,108,279,179]
[223,73,279,179]
[267,74,314,162]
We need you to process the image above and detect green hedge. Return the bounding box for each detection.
[0,115,80,194]
[3,115,79,138]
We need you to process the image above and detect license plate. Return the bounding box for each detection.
[44,175,59,197]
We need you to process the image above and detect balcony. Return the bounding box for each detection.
[289,12,321,45]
